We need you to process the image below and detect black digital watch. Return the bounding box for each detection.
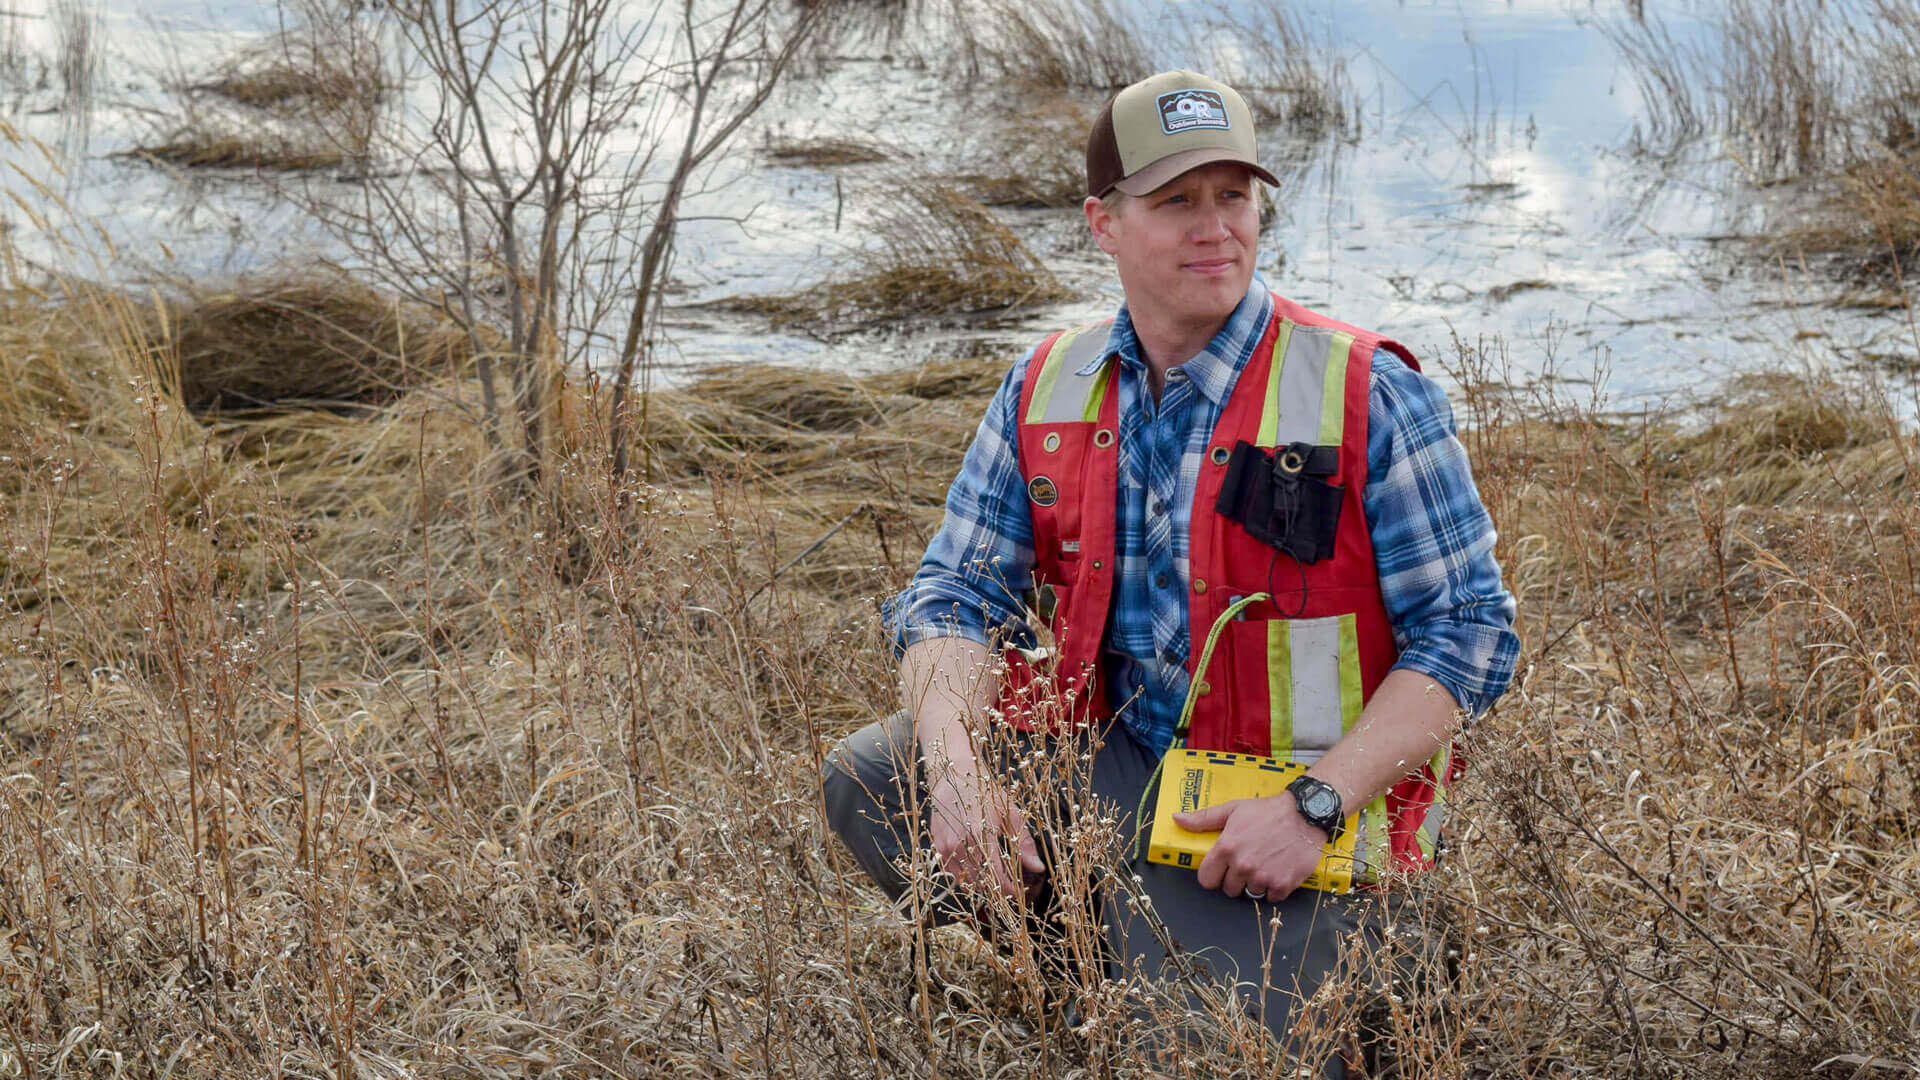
[1286,775,1345,843]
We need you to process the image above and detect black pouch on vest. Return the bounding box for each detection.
[1214,439,1343,563]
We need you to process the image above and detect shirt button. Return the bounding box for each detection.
[1162,647,1181,664]
[1168,368,1187,381]
[1155,573,1170,589]
[1152,499,1167,515]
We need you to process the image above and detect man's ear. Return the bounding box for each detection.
[1084,195,1122,255]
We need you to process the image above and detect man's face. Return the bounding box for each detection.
[1086,162,1259,333]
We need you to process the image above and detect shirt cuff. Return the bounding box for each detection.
[1388,613,1520,719]
[882,589,999,659]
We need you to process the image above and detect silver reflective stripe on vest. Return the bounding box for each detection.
[1257,321,1356,448]
[1286,615,1347,754]
[1026,321,1116,424]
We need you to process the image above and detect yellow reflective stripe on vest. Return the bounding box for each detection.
[1083,357,1114,422]
[1025,328,1082,423]
[1265,620,1292,757]
[1337,612,1364,729]
[1415,745,1451,860]
[1257,320,1353,448]
[1319,330,1356,445]
[1256,320,1293,446]
[1025,322,1114,424]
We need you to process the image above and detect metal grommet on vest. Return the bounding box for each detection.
[1209,445,1230,466]
[1094,428,1114,448]
[1043,432,1062,453]
[1277,448,1306,475]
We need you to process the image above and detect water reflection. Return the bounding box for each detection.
[0,0,1910,412]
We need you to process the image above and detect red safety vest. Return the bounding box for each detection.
[995,294,1461,883]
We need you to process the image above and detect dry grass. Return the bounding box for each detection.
[1431,338,1920,1075]
[926,0,1349,137]
[719,179,1073,328]
[1610,0,1920,180]
[128,4,384,174]
[1,281,1918,1076]
[951,86,1095,209]
[936,0,1153,92]
[1611,0,1920,284]
[161,276,477,414]
[126,132,350,171]
[765,136,891,166]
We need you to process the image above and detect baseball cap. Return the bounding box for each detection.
[1085,70,1279,200]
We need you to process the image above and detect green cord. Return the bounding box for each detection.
[1128,591,1270,863]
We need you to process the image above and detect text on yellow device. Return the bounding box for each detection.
[1147,748,1363,894]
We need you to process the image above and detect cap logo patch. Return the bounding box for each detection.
[1158,90,1230,134]
[1028,476,1059,507]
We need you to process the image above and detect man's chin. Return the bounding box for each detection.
[1187,275,1250,319]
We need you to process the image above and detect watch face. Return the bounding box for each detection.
[1302,787,1339,819]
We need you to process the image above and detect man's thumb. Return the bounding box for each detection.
[1173,799,1237,833]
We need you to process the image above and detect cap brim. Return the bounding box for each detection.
[1110,147,1279,198]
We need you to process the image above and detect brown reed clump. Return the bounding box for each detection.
[127,132,349,171]
[128,5,383,175]
[950,86,1096,209]
[765,136,891,165]
[160,276,474,415]
[721,179,1074,328]
[2,280,1918,1077]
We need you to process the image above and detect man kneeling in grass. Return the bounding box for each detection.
[822,70,1517,1074]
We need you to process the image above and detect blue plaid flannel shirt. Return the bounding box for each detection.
[884,277,1519,757]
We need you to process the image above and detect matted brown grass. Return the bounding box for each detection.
[161,275,475,414]
[720,180,1074,328]
[126,132,349,171]
[765,136,891,166]
[129,4,383,174]
[1,284,1916,1076]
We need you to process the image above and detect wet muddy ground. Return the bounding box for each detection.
[8,0,1919,411]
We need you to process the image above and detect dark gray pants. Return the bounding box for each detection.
[821,711,1419,1072]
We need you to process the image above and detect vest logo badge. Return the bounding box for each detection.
[1028,476,1059,507]
[1158,90,1230,134]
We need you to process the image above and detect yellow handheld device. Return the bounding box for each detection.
[1146,748,1362,894]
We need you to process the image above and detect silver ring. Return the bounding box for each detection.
[1242,886,1266,901]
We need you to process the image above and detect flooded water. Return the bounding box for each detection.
[7,0,1919,411]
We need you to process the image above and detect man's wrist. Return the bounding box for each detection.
[1286,774,1345,843]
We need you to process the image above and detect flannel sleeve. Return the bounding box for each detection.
[881,346,1040,658]
[1363,351,1520,716]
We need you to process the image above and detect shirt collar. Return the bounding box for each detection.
[1077,276,1273,406]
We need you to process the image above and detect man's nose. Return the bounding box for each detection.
[1191,205,1230,243]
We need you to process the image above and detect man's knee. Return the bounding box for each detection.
[819,734,866,835]
[819,712,915,841]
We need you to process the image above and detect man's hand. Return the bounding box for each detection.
[1173,794,1326,902]
[927,770,1045,902]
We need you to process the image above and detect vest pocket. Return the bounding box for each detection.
[1224,612,1363,758]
